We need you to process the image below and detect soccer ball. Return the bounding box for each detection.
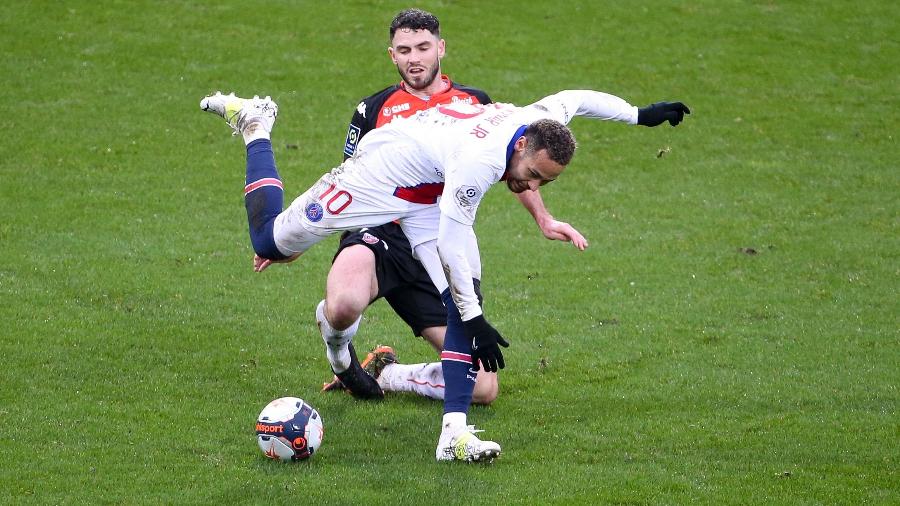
[255,397,324,461]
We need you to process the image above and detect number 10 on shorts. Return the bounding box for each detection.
[318,183,352,215]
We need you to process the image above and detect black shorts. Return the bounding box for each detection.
[334,222,446,336]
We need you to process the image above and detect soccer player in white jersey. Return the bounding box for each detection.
[201,90,689,461]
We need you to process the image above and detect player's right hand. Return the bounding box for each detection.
[539,218,589,250]
[253,253,301,272]
[463,315,510,373]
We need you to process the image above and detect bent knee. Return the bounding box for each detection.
[325,295,366,330]
[471,374,499,405]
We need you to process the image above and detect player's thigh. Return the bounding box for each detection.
[420,326,445,353]
[363,224,446,338]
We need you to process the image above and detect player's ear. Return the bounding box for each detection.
[515,136,528,152]
[437,38,446,59]
[388,46,397,64]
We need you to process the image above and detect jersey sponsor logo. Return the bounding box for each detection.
[305,202,324,222]
[383,102,410,116]
[455,186,481,208]
[356,101,367,118]
[450,95,475,105]
[361,232,380,245]
[343,124,361,157]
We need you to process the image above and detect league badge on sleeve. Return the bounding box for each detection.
[343,124,361,157]
[455,186,481,208]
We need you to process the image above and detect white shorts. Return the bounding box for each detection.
[272,161,441,257]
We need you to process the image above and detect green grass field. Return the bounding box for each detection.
[1,0,897,503]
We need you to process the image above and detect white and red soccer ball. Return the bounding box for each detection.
[256,397,324,461]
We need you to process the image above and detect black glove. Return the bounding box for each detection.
[462,315,510,373]
[637,102,691,127]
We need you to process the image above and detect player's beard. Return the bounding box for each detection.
[507,179,529,193]
[398,62,440,91]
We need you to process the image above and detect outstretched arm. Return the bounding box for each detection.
[515,189,588,250]
[529,90,690,127]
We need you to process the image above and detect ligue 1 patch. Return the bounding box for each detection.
[455,185,481,208]
[305,202,324,222]
[361,232,379,245]
[343,124,361,157]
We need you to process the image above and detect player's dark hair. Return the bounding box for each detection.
[389,8,440,40]
[525,119,577,166]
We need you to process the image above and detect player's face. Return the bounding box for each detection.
[506,145,565,194]
[389,28,445,92]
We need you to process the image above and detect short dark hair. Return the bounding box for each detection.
[524,119,577,166]
[389,8,440,40]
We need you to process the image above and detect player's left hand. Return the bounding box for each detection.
[253,253,301,272]
[637,102,691,127]
[538,218,589,250]
[463,315,510,373]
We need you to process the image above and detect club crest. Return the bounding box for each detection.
[305,202,324,222]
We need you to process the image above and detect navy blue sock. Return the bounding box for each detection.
[244,139,288,260]
[440,289,477,415]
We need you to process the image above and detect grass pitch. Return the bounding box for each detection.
[1,1,896,504]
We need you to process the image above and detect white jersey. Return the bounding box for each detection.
[355,90,638,229]
[272,90,638,319]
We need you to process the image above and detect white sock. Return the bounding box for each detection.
[442,412,467,435]
[315,300,359,374]
[242,121,270,144]
[377,362,445,400]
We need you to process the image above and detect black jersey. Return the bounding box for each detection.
[343,75,492,159]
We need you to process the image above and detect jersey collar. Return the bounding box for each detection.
[501,125,529,180]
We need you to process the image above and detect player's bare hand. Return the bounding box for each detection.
[253,253,300,272]
[539,218,589,250]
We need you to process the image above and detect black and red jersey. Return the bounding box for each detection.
[342,74,492,159]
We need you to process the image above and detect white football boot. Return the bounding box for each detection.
[200,92,278,136]
[435,425,501,462]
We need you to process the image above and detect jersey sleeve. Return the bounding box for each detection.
[527,90,639,125]
[342,101,370,160]
[343,86,396,160]
[437,215,483,321]
[436,152,500,321]
[438,152,499,227]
